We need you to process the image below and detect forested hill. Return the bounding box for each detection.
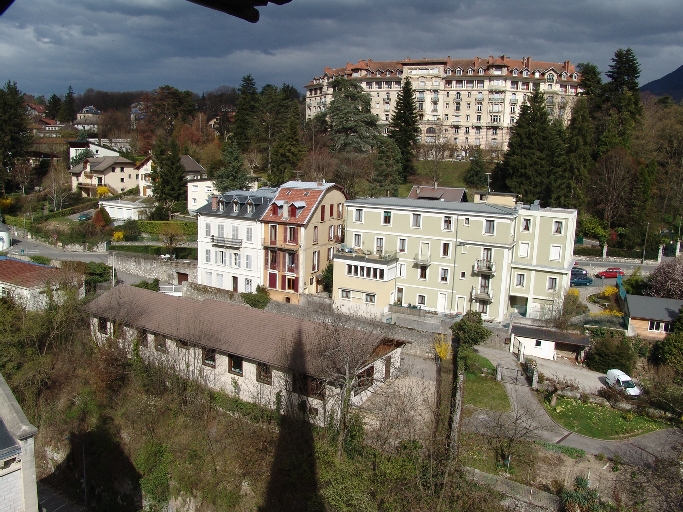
[641,64,683,102]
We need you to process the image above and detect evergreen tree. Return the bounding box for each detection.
[388,78,420,181]
[602,48,642,150]
[463,147,488,189]
[151,138,186,209]
[326,77,379,153]
[57,85,76,123]
[269,109,306,186]
[257,84,288,174]
[556,97,593,210]
[45,93,62,119]
[494,88,554,203]
[369,136,401,198]
[0,80,33,195]
[233,75,259,152]
[213,139,250,193]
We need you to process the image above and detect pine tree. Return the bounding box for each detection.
[463,148,488,189]
[602,48,642,149]
[388,78,420,181]
[0,80,33,195]
[269,109,306,186]
[494,88,554,203]
[151,138,186,211]
[233,75,259,152]
[326,77,379,153]
[369,136,401,198]
[257,84,288,174]
[57,85,76,123]
[556,97,593,209]
[45,93,62,120]
[214,139,250,193]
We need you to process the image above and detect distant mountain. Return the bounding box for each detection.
[641,65,683,102]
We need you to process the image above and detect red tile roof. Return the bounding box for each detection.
[87,286,403,376]
[260,181,343,226]
[0,258,70,289]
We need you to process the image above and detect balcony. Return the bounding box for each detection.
[473,259,496,274]
[334,249,398,264]
[472,287,493,302]
[414,253,431,265]
[509,98,518,104]
[286,265,297,273]
[211,236,242,248]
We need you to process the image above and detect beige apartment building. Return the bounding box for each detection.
[333,196,576,322]
[305,55,580,152]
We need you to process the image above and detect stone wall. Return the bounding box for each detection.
[61,241,109,252]
[108,252,197,284]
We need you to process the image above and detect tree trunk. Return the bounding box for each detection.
[446,336,461,458]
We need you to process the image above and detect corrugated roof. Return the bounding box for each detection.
[407,185,467,202]
[348,197,516,216]
[86,286,403,377]
[626,294,683,322]
[511,324,590,346]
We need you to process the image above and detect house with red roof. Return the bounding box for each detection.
[0,257,83,310]
[260,181,346,304]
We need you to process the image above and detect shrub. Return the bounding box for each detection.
[112,231,124,242]
[119,219,141,241]
[241,285,270,309]
[92,207,111,228]
[584,328,637,374]
[137,221,197,236]
[29,255,51,265]
[133,278,160,291]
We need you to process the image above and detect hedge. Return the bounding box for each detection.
[40,200,99,220]
[110,244,198,260]
[137,221,197,236]
[573,245,659,260]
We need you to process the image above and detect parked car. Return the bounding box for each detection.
[571,267,588,276]
[605,369,641,397]
[570,276,593,286]
[596,267,625,279]
[77,212,92,222]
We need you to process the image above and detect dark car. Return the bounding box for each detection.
[77,212,92,222]
[571,267,588,276]
[596,267,625,279]
[570,276,594,286]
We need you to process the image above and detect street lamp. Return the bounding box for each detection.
[642,222,650,264]
[485,172,492,195]
[66,436,87,508]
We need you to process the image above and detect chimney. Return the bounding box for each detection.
[434,182,438,189]
[211,195,218,210]
[282,201,289,220]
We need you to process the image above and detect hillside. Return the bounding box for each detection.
[641,64,683,102]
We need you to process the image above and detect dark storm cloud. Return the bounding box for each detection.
[0,0,681,97]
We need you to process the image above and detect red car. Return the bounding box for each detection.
[596,267,625,279]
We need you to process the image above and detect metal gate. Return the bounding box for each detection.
[498,366,525,385]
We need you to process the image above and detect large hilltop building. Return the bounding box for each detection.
[305,55,581,153]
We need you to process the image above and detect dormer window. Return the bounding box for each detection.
[218,200,224,212]
[523,70,529,77]
[572,73,578,80]
[271,203,278,215]
[232,200,239,212]
[467,68,473,75]
[512,69,518,76]
[478,68,484,75]
[247,202,254,214]
[546,73,555,83]
[456,68,462,75]
[289,204,297,218]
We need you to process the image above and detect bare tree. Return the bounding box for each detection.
[417,125,455,187]
[43,159,70,211]
[11,158,33,195]
[159,223,185,257]
[592,146,636,228]
[300,147,336,183]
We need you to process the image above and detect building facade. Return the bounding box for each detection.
[70,156,138,197]
[305,55,580,152]
[334,197,576,322]
[196,189,278,294]
[260,181,346,304]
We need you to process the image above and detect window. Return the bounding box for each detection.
[397,263,406,278]
[484,219,495,234]
[205,249,211,263]
[398,238,407,253]
[256,363,272,385]
[293,373,325,400]
[519,242,530,258]
[382,211,391,225]
[417,294,426,306]
[341,289,351,299]
[154,334,167,352]
[287,226,296,244]
[464,217,470,226]
[478,301,488,315]
[355,366,374,395]
[246,227,253,242]
[365,293,376,304]
[649,321,672,332]
[443,215,452,230]
[353,233,361,247]
[412,213,422,228]
[535,339,542,347]
[354,209,363,222]
[205,222,211,237]
[313,226,318,243]
[203,348,216,367]
[232,252,241,267]
[320,207,325,222]
[440,268,449,283]
[328,225,334,241]
[547,277,558,291]
[312,250,320,272]
[229,355,243,375]
[337,203,343,219]
[522,218,531,232]
[98,317,108,334]
[419,265,427,280]
[553,221,563,235]
[245,278,252,293]
[286,276,296,291]
[515,273,525,287]
[550,245,562,261]
[460,271,466,279]
[247,202,254,214]
[327,247,334,261]
[205,271,212,286]
[245,255,252,269]
[441,242,451,257]
[233,201,239,213]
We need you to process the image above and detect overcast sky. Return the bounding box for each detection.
[1,0,682,99]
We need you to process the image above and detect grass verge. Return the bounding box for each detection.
[536,441,585,459]
[463,373,511,412]
[543,396,668,439]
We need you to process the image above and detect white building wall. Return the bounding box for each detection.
[187,180,213,214]
[511,334,556,361]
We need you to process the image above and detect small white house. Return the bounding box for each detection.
[0,371,38,512]
[0,257,84,310]
[509,324,590,362]
[87,286,405,425]
[99,199,150,221]
[187,179,214,214]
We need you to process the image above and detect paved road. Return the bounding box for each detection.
[468,346,683,465]
[38,482,84,512]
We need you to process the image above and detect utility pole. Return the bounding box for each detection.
[642,222,650,264]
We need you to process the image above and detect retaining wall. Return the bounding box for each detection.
[108,252,197,284]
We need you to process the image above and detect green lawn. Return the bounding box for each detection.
[543,396,668,439]
[463,373,510,412]
[414,160,470,188]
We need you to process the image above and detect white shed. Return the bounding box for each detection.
[0,223,10,251]
[510,324,590,362]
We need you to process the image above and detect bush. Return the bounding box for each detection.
[584,328,637,374]
[138,221,197,236]
[241,285,270,309]
[573,245,602,257]
[119,219,141,241]
[29,255,51,266]
[92,207,111,228]
[133,278,160,291]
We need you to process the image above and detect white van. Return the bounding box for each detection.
[605,369,641,397]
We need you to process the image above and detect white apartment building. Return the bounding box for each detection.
[305,55,581,152]
[196,189,277,293]
[187,179,214,214]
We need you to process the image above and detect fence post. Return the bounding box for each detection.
[531,369,538,390]
[496,364,502,382]
[602,244,608,258]
[658,244,664,263]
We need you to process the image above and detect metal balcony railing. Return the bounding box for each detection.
[211,236,242,248]
[473,259,496,274]
[414,253,431,265]
[472,286,493,302]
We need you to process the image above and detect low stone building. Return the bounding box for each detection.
[87,286,404,425]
